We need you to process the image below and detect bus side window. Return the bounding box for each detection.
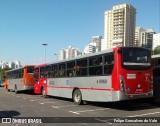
[51,65,59,78]
[15,70,18,79]
[45,65,51,78]
[59,63,66,77]
[40,67,46,78]
[18,69,21,78]
[67,61,75,77]
[89,56,102,76]
[21,69,24,78]
[104,53,114,75]
[34,68,39,82]
[77,59,87,76]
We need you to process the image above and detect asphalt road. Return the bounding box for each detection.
[0,87,160,126]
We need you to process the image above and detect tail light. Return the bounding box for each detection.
[119,75,126,92]
[150,75,153,91]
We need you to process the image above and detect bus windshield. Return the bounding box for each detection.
[27,66,35,73]
[122,48,151,70]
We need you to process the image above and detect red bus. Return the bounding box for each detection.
[4,65,35,93]
[34,64,47,95]
[34,47,153,104]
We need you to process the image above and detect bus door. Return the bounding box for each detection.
[34,67,41,94]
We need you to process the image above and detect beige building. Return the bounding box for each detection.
[135,27,145,47]
[104,3,136,49]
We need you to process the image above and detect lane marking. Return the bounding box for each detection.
[39,102,44,104]
[69,108,110,115]
[30,100,35,101]
[127,112,160,117]
[39,102,56,104]
[17,96,40,99]
[30,99,47,101]
[52,105,77,109]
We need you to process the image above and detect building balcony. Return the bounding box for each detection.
[114,22,124,25]
[114,16,124,20]
[114,12,124,16]
[113,33,123,35]
[113,9,124,13]
[113,38,123,44]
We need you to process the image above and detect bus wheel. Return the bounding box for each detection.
[6,85,10,92]
[41,88,47,98]
[15,85,18,94]
[73,89,82,105]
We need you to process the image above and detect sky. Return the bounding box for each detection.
[0,0,160,65]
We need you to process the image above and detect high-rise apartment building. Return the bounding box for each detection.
[58,46,81,61]
[104,3,136,49]
[0,60,22,69]
[84,36,102,54]
[135,27,145,47]
[153,33,160,50]
[84,44,95,54]
[58,49,66,61]
[141,29,156,49]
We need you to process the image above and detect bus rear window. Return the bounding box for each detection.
[122,48,151,70]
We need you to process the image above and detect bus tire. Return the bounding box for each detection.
[41,87,47,98]
[6,85,10,92]
[73,89,82,105]
[15,85,18,94]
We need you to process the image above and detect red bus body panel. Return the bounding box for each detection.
[112,47,152,95]
[34,64,47,95]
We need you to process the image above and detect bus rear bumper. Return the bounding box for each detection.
[115,91,153,101]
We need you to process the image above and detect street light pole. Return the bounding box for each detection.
[42,43,48,63]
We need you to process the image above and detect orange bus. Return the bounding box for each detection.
[4,65,35,93]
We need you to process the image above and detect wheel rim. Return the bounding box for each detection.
[42,89,45,96]
[75,93,80,103]
[15,86,17,93]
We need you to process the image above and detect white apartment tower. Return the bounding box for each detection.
[104,3,136,49]
[14,61,21,68]
[153,33,160,50]
[58,46,81,61]
[141,29,156,49]
[84,36,102,54]
[0,60,21,69]
[84,44,95,54]
[58,49,66,61]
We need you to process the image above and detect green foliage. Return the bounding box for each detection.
[153,48,160,55]
[0,68,12,80]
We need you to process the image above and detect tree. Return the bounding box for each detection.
[0,68,12,81]
[153,48,160,55]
